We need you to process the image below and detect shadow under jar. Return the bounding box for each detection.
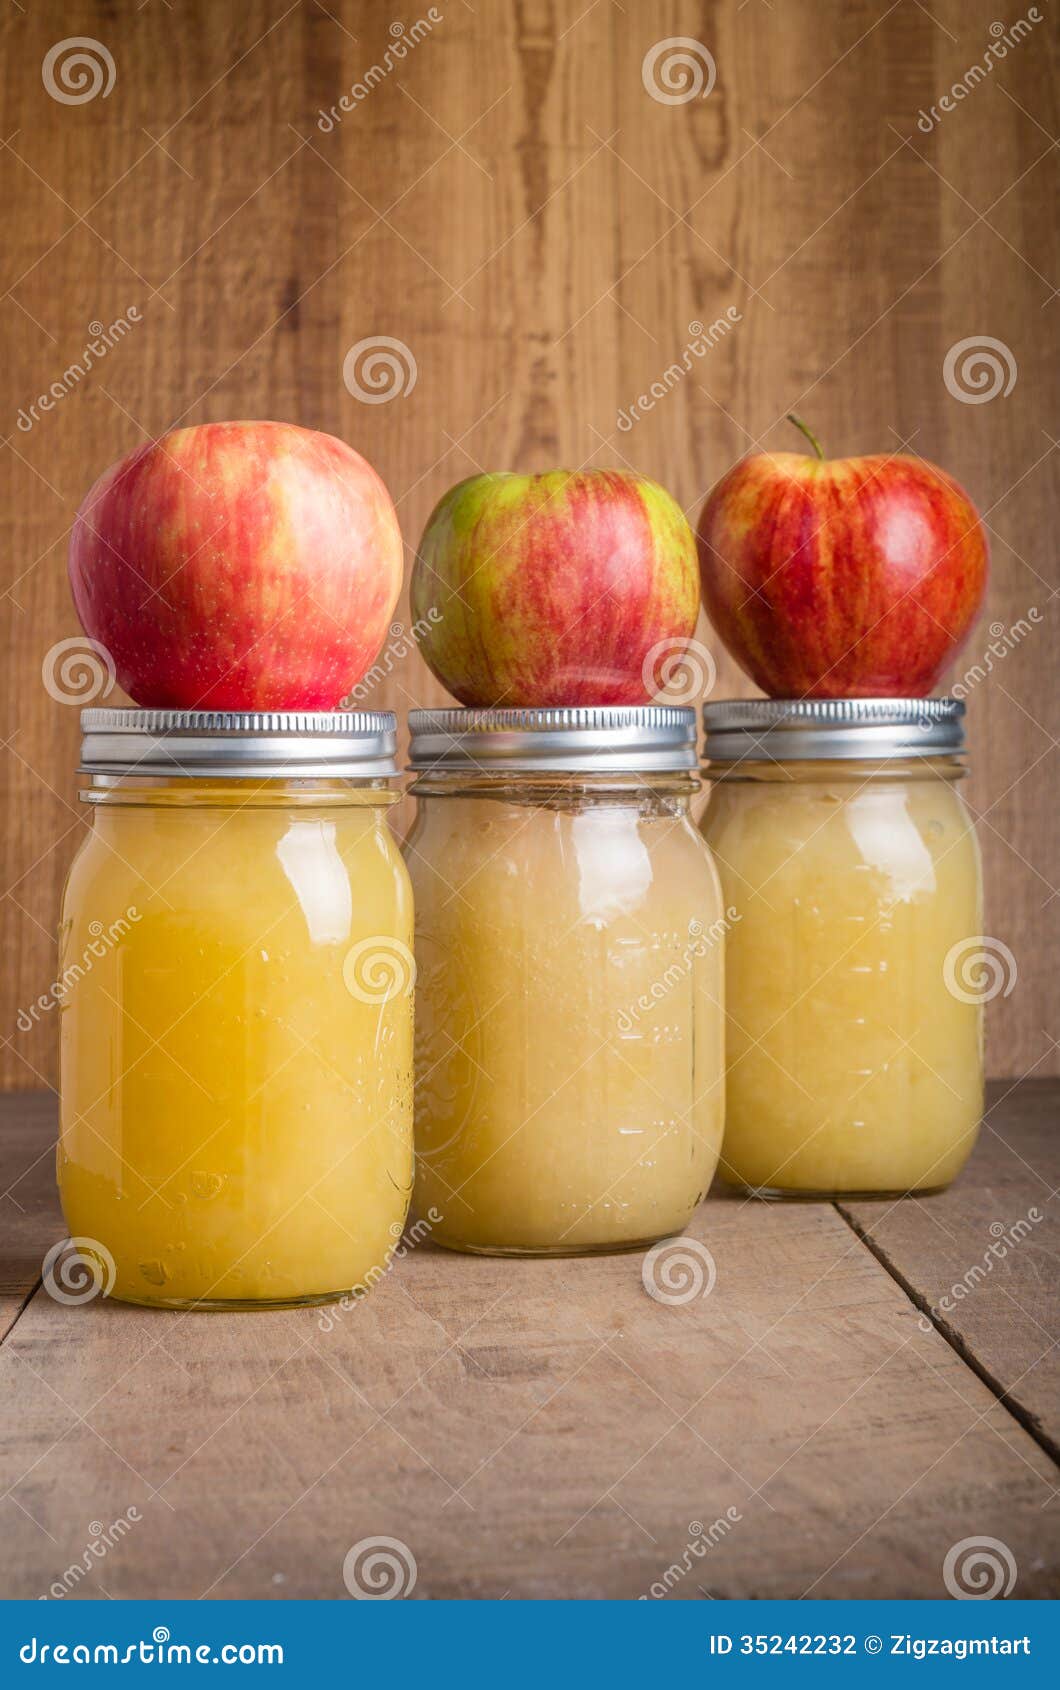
[58,710,414,1311]
[405,707,727,1256]
[699,699,985,1200]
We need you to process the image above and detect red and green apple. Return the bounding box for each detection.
[68,420,403,710]
[696,417,988,698]
[410,469,700,706]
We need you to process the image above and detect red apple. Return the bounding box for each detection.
[410,470,700,706]
[68,421,403,710]
[696,417,988,698]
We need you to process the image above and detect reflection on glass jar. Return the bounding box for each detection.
[58,710,413,1310]
[406,707,726,1255]
[700,699,985,1199]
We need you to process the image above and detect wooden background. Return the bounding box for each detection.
[0,0,1056,1089]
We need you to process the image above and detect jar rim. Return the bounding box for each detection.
[79,708,399,779]
[701,697,965,763]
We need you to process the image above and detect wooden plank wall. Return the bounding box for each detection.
[0,0,1056,1089]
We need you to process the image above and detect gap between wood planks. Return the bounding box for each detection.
[0,1280,42,1348]
[833,1200,1060,1470]
[3,1187,1054,1467]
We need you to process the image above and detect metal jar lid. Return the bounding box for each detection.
[80,709,399,779]
[701,697,965,763]
[407,706,698,773]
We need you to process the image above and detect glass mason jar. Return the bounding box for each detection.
[58,710,414,1310]
[700,699,984,1199]
[405,706,727,1255]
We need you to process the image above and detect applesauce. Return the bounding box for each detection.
[58,710,413,1310]
[700,699,984,1197]
[406,707,726,1254]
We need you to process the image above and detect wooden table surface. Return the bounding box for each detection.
[1,1082,1057,1601]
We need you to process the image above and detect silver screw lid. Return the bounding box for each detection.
[80,709,399,779]
[701,697,966,763]
[408,706,698,773]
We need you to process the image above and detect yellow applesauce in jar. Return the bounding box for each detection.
[699,699,984,1198]
[405,707,726,1254]
[58,710,414,1310]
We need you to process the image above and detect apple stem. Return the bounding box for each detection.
[786,414,825,460]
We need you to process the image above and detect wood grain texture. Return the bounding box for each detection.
[0,1091,60,1343]
[0,0,1056,1088]
[842,1076,1060,1462]
[0,1083,1057,1599]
